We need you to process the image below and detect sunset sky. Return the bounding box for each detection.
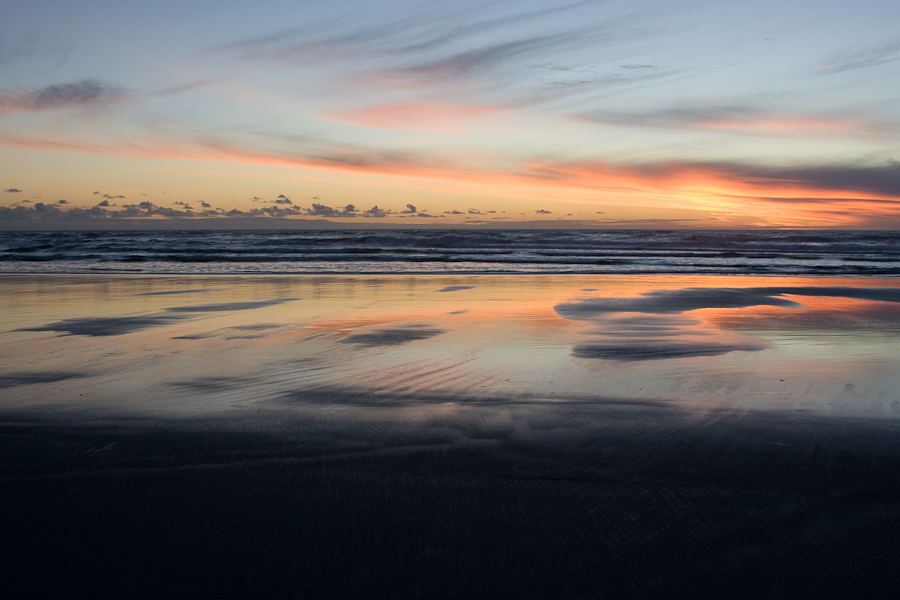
[2,0,899,228]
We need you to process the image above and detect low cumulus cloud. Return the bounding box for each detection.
[0,79,126,114]
[361,205,393,218]
[4,188,22,193]
[0,200,222,221]
[0,196,412,221]
[302,202,357,217]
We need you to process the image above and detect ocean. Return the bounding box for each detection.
[1,228,898,275]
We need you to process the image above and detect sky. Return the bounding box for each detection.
[1,0,899,229]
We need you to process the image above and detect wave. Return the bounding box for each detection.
[1,229,898,276]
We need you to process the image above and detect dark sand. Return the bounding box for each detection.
[2,274,900,598]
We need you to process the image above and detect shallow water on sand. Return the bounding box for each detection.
[2,273,899,425]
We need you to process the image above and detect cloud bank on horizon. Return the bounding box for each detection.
[1,0,899,229]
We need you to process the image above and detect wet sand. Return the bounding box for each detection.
[2,274,900,597]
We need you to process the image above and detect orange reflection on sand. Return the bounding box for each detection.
[1,274,899,418]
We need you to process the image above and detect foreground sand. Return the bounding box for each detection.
[2,274,900,597]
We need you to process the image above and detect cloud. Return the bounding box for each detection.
[361,205,392,218]
[822,37,900,73]
[218,2,600,69]
[151,78,219,96]
[0,200,227,221]
[4,188,22,193]
[275,194,292,204]
[112,201,217,218]
[520,159,900,204]
[374,27,606,87]
[226,205,305,217]
[4,128,899,228]
[0,79,126,114]
[535,209,552,214]
[437,286,475,292]
[214,1,647,115]
[56,199,68,204]
[576,104,894,139]
[200,201,211,208]
[328,102,502,132]
[304,203,358,217]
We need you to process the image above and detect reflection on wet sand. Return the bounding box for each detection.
[2,274,898,418]
[2,274,900,597]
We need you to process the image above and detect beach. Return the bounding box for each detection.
[5,0,900,592]
[2,273,900,597]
